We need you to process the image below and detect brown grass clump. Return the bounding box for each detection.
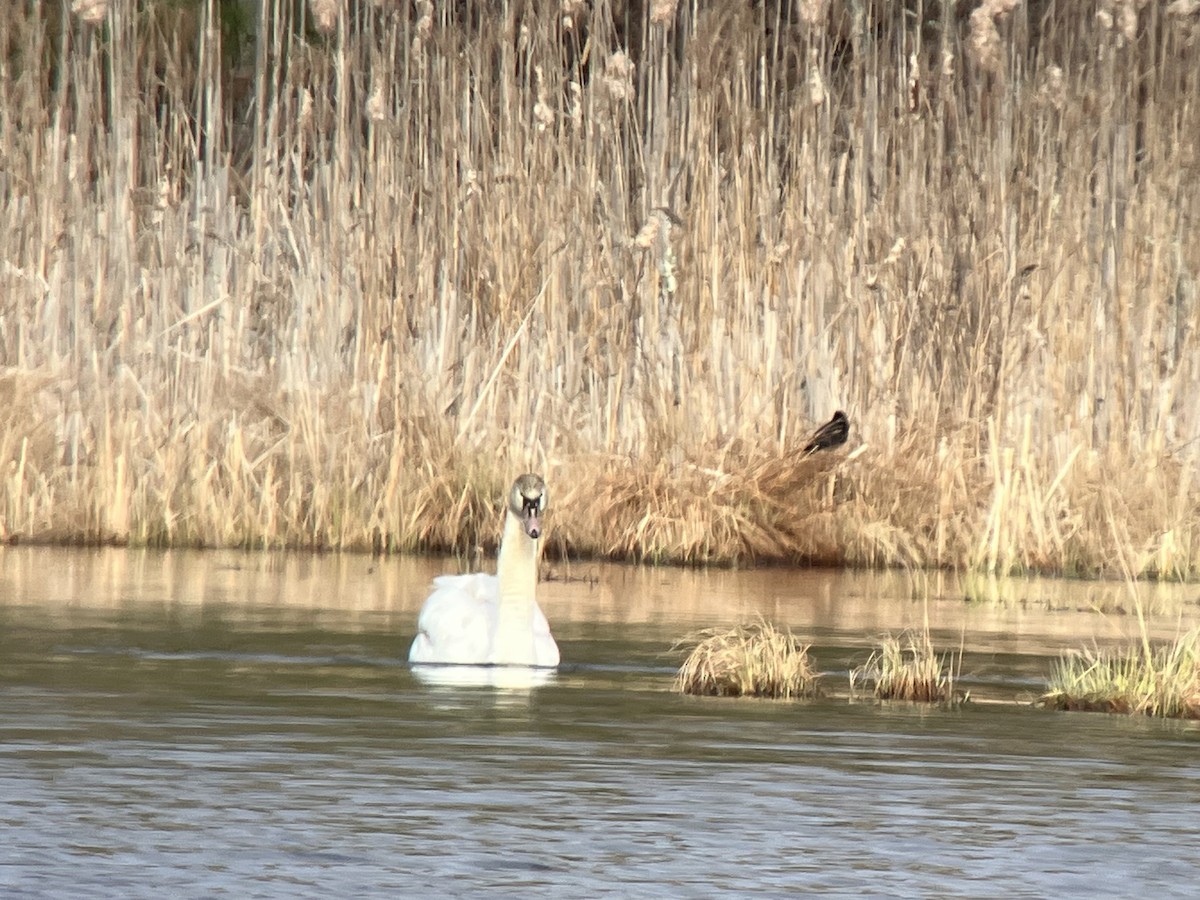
[560,443,857,565]
[674,619,819,699]
[851,631,964,704]
[1039,629,1200,719]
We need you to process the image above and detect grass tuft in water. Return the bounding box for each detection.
[1039,629,1200,719]
[674,619,819,699]
[850,631,964,704]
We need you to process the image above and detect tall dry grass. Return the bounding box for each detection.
[1,2,1200,574]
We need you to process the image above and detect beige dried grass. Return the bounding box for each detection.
[0,4,1196,579]
[851,631,963,704]
[674,619,819,699]
[1040,629,1200,719]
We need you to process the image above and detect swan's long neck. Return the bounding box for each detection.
[491,507,540,665]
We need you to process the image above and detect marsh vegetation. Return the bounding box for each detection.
[2,2,1199,578]
[850,630,964,704]
[1040,627,1200,718]
[674,619,819,698]
[674,618,964,705]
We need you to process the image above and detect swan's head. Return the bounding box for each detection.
[509,474,547,540]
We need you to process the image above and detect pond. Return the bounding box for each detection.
[1,546,1198,896]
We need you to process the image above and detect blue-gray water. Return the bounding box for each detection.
[1,547,1198,897]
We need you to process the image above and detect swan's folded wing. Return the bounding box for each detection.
[408,574,498,664]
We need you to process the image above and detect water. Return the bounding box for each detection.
[1,547,1198,897]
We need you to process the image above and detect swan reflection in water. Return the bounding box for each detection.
[409,663,558,690]
[408,474,560,676]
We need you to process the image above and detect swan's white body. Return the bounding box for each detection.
[408,475,560,668]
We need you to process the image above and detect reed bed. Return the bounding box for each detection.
[1039,629,1200,718]
[850,631,963,704]
[2,2,1200,575]
[674,619,818,698]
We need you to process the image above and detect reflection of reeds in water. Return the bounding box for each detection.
[674,620,819,699]
[1040,629,1200,719]
[851,631,963,704]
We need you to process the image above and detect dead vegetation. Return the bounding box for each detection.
[1,2,1199,575]
[674,619,819,699]
[850,631,965,704]
[1039,628,1200,719]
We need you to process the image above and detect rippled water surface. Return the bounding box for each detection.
[1,547,1198,897]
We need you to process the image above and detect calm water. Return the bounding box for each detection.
[1,547,1198,897]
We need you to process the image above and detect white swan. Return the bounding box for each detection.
[408,474,560,668]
